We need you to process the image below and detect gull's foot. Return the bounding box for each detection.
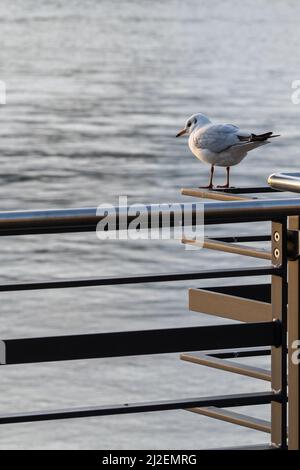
[217,184,230,189]
[199,184,214,189]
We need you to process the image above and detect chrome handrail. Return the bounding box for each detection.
[268,172,300,193]
[1,176,300,449]
[2,197,300,235]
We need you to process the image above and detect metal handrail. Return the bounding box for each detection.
[1,176,300,449]
[2,197,300,235]
[268,172,300,193]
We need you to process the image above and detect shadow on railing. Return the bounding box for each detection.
[0,173,300,450]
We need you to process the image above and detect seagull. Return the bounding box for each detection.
[176,113,279,188]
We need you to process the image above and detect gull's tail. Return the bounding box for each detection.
[250,132,280,141]
[238,132,280,143]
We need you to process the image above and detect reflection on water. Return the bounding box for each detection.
[0,0,299,449]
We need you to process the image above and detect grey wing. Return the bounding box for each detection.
[194,124,250,153]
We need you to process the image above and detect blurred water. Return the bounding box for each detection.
[0,0,299,449]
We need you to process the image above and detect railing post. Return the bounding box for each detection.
[271,220,288,448]
[288,216,300,449]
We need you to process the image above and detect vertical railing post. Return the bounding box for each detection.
[271,220,288,448]
[288,216,300,449]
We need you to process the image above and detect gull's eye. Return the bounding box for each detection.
[187,121,191,127]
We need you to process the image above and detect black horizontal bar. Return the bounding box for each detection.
[0,392,279,425]
[0,225,98,237]
[0,266,279,292]
[0,219,276,234]
[204,283,271,303]
[212,235,271,243]
[4,233,271,243]
[1,322,280,365]
[204,347,271,359]
[206,187,279,194]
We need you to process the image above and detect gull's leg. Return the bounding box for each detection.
[201,165,214,189]
[217,166,230,188]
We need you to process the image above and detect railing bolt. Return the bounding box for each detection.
[273,248,280,259]
[274,231,280,242]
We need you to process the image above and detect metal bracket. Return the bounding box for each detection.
[287,230,300,260]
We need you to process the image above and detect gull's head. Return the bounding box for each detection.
[176,113,211,137]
